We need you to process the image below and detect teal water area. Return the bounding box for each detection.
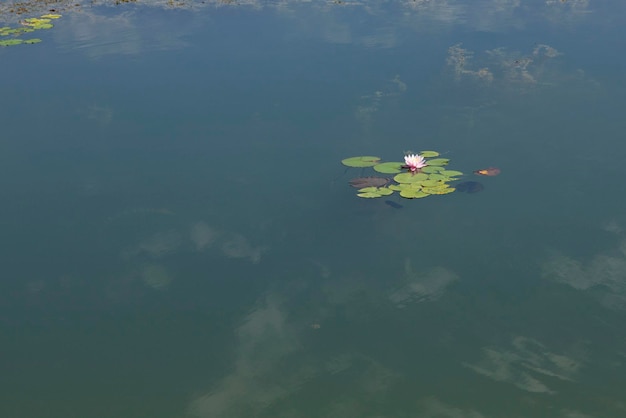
[1,1,626,417]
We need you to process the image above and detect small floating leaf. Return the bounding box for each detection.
[400,189,429,199]
[420,150,440,158]
[23,38,42,44]
[441,170,463,177]
[427,173,448,182]
[341,156,381,167]
[0,39,23,46]
[420,179,444,188]
[358,186,394,196]
[373,162,404,174]
[425,158,449,166]
[358,187,379,193]
[394,172,428,183]
[357,192,383,198]
[22,18,52,26]
[424,187,456,195]
[395,183,421,190]
[474,167,501,176]
[40,14,62,19]
[421,165,443,174]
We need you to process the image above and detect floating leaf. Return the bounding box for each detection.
[394,172,428,183]
[425,158,449,166]
[22,18,52,26]
[424,187,455,195]
[388,184,403,191]
[341,156,381,167]
[474,167,501,176]
[441,170,463,177]
[373,162,404,174]
[40,14,62,19]
[427,173,448,181]
[358,187,379,193]
[0,39,23,46]
[420,150,440,158]
[420,165,443,174]
[23,38,42,44]
[394,183,420,190]
[358,186,394,196]
[420,179,444,188]
[400,189,429,199]
[357,192,383,198]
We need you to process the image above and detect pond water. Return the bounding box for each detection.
[2,1,626,417]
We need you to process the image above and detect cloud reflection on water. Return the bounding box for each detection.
[465,336,583,394]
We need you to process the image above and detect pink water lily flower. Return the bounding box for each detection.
[404,154,427,172]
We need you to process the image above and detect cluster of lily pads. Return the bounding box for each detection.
[0,13,61,47]
[341,151,464,199]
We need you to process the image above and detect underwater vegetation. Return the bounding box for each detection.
[455,181,484,193]
[384,200,403,209]
[0,13,60,47]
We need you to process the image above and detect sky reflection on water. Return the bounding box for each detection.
[1,1,626,417]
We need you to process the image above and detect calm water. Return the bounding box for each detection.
[2,1,626,417]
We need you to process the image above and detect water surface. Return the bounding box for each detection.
[1,1,626,417]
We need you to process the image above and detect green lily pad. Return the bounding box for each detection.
[400,189,429,199]
[427,173,448,182]
[420,179,445,188]
[420,150,440,158]
[23,38,42,44]
[358,187,393,196]
[23,18,52,26]
[0,39,23,46]
[357,192,383,198]
[1,27,32,36]
[441,170,463,177]
[423,186,455,195]
[373,162,404,174]
[358,187,378,193]
[425,158,449,166]
[421,165,443,174]
[394,183,421,192]
[341,156,381,167]
[394,172,428,183]
[388,184,403,191]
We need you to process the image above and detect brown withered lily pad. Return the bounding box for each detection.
[349,177,389,188]
[474,167,501,176]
